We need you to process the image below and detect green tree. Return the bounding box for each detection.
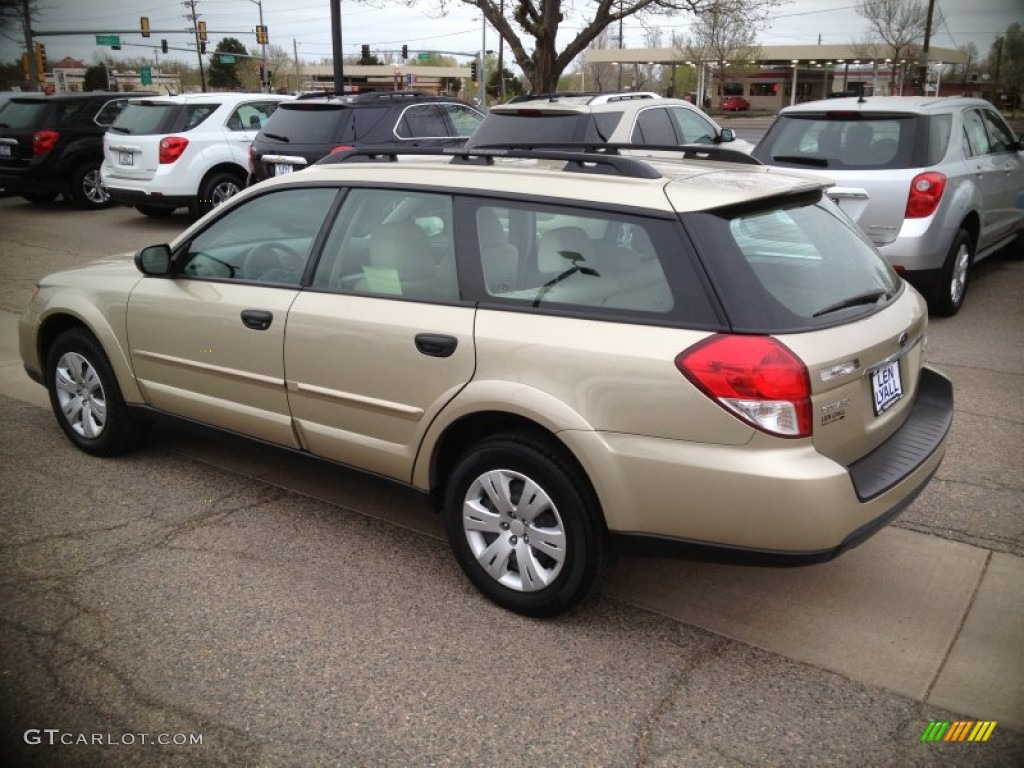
[358,1,785,94]
[83,64,107,91]
[990,23,1023,111]
[208,37,248,89]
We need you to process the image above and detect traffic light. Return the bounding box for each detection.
[35,42,46,76]
[401,44,408,60]
[200,41,207,54]
[198,21,207,41]
[161,39,168,54]
[470,60,478,82]
[259,63,266,81]
[256,25,268,45]
[141,16,150,38]
[361,44,370,59]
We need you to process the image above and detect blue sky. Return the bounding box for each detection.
[2,1,1019,68]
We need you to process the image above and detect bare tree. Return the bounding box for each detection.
[676,1,761,106]
[854,0,940,92]
[579,28,618,92]
[360,1,785,93]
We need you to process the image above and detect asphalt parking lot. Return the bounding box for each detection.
[0,196,1022,767]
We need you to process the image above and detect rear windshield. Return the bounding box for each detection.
[110,102,218,134]
[468,112,619,147]
[752,114,947,170]
[685,193,901,332]
[0,99,48,129]
[261,103,355,144]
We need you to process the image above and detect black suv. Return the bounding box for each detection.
[0,91,152,209]
[249,91,484,183]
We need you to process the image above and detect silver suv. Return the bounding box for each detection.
[752,96,1024,315]
[20,147,952,616]
[467,91,754,153]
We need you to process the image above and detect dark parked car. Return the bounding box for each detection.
[0,91,152,209]
[249,91,484,182]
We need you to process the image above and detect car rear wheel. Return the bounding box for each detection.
[69,160,112,209]
[46,329,146,456]
[193,171,245,218]
[931,228,972,316]
[442,431,608,617]
[136,204,176,218]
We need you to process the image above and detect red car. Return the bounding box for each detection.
[722,96,751,111]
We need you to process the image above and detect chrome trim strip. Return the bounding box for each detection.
[262,154,308,165]
[865,334,923,375]
[291,381,423,419]
[132,349,285,388]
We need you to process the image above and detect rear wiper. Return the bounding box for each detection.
[262,132,289,142]
[813,290,888,317]
[771,155,828,167]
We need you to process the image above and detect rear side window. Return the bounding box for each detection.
[0,100,47,129]
[95,98,134,126]
[686,194,901,332]
[753,115,928,169]
[263,104,352,143]
[395,104,448,138]
[443,103,484,136]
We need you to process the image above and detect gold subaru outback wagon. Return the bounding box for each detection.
[19,146,953,616]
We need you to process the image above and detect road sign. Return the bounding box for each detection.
[140,66,152,85]
[417,52,431,60]
[95,34,121,47]
[218,54,236,64]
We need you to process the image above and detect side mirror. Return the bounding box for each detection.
[719,127,736,144]
[135,244,172,276]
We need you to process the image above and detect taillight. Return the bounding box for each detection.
[32,130,59,156]
[159,136,189,164]
[905,172,946,218]
[329,144,355,154]
[675,335,812,438]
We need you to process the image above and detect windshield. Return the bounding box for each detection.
[685,193,901,332]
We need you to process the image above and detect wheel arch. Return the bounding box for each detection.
[200,162,248,190]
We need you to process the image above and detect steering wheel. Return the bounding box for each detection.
[245,242,303,282]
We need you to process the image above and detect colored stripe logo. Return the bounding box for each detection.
[921,721,997,742]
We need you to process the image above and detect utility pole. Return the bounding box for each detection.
[185,0,206,92]
[330,0,344,93]
[293,38,301,92]
[919,0,937,95]
[20,0,40,90]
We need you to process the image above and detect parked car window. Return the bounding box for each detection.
[632,108,677,145]
[0,99,46,129]
[473,201,679,315]
[94,98,134,126]
[313,188,458,300]
[110,102,177,134]
[183,104,219,131]
[443,103,485,136]
[179,188,337,283]
[666,107,717,144]
[925,114,953,165]
[754,115,923,170]
[962,109,991,157]
[395,104,449,138]
[228,102,280,131]
[981,109,1016,153]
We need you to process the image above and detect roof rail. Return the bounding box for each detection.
[317,145,665,179]
[468,142,763,166]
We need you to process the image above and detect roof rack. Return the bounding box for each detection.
[468,142,762,166]
[317,145,664,179]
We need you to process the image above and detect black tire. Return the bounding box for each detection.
[193,171,245,218]
[45,328,145,457]
[442,431,608,617]
[21,190,59,204]
[136,204,176,218]
[69,159,112,209]
[930,228,973,317]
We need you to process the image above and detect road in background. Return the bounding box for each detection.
[1,196,1022,766]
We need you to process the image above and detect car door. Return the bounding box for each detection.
[979,107,1024,244]
[961,107,1012,251]
[285,187,475,482]
[126,187,339,445]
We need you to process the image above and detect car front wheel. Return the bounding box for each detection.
[931,228,972,316]
[443,431,608,617]
[46,328,145,456]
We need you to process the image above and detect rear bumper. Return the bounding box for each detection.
[104,186,193,209]
[564,366,953,559]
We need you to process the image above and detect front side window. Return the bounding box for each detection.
[472,201,683,317]
[179,188,337,283]
[981,108,1016,153]
[687,194,901,332]
[312,188,457,301]
[667,107,717,145]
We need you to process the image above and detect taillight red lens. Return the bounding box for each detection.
[159,136,189,164]
[675,335,812,438]
[32,130,59,156]
[329,144,355,154]
[905,171,946,218]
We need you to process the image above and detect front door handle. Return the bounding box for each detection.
[415,333,457,358]
[241,309,273,330]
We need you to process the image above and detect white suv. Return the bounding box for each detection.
[101,92,291,219]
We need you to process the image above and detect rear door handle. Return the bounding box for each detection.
[241,309,273,330]
[415,333,457,358]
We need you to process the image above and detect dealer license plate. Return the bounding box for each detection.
[0,145,11,157]
[119,151,133,166]
[274,163,293,176]
[871,360,903,415]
